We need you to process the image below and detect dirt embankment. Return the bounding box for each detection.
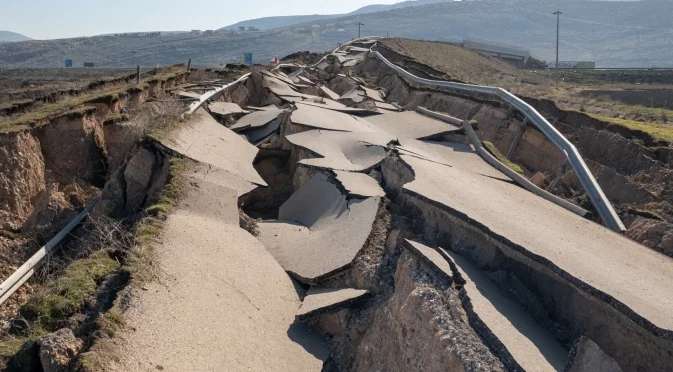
[0,72,187,337]
[367,43,673,257]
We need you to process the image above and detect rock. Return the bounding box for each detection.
[37,328,83,372]
[230,84,250,107]
[123,148,156,214]
[530,171,547,188]
[566,336,622,372]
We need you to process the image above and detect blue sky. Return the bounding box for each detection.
[2,0,397,40]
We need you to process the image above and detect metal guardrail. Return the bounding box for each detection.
[187,73,252,115]
[0,198,99,306]
[371,50,625,232]
[417,107,589,218]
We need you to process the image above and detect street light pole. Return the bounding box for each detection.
[553,11,562,84]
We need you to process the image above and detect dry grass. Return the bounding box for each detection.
[127,157,186,282]
[380,38,526,86]
[482,141,524,174]
[586,112,673,142]
[126,101,190,140]
[0,67,187,133]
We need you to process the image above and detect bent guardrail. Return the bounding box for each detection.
[0,198,99,306]
[187,73,252,115]
[371,50,625,232]
[417,107,589,218]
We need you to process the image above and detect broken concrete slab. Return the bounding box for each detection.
[178,177,240,224]
[396,139,510,181]
[388,150,673,369]
[261,70,307,88]
[340,88,366,103]
[184,159,257,197]
[402,240,453,285]
[292,100,380,116]
[286,130,394,172]
[297,76,314,85]
[359,86,385,102]
[443,248,567,372]
[366,111,460,140]
[160,108,265,186]
[173,90,202,99]
[208,102,249,116]
[296,288,370,321]
[374,101,401,112]
[247,105,278,111]
[334,171,385,198]
[566,337,623,372]
[290,103,375,132]
[262,75,307,98]
[258,173,380,284]
[319,85,341,101]
[230,108,285,131]
[112,168,328,371]
[244,116,283,145]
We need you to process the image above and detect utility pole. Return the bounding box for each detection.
[357,21,364,39]
[553,11,562,84]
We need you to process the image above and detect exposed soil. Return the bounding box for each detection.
[0,72,188,368]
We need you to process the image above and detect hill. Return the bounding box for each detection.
[0,31,31,43]
[221,0,452,30]
[2,0,673,68]
[221,15,338,31]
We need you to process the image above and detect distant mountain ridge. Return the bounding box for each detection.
[220,0,452,30]
[1,0,671,68]
[0,31,31,43]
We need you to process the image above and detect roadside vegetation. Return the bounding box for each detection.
[482,141,524,174]
[0,67,188,133]
[0,99,188,369]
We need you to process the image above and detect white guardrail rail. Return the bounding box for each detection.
[369,48,625,232]
[0,198,99,306]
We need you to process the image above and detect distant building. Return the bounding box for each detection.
[549,61,596,69]
[247,26,259,31]
[337,29,345,32]
[238,26,246,31]
[191,30,201,34]
[312,24,321,28]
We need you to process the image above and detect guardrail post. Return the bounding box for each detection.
[136,65,140,84]
[187,59,192,70]
[506,117,528,159]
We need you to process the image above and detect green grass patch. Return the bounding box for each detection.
[83,90,129,105]
[630,209,665,222]
[586,112,673,143]
[482,141,524,174]
[102,114,129,126]
[21,250,120,331]
[0,328,47,371]
[100,309,125,337]
[0,67,186,133]
[127,157,186,281]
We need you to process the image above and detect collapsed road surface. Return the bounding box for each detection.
[90,39,673,371]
